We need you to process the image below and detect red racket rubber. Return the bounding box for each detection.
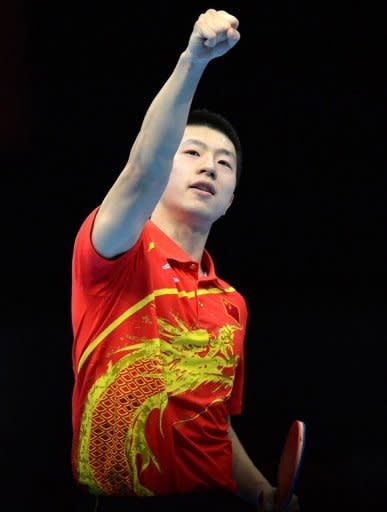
[276,419,306,511]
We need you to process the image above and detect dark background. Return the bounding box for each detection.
[1,1,385,511]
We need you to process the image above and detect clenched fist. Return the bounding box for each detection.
[185,8,240,63]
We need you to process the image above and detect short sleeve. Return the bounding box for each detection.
[71,206,140,295]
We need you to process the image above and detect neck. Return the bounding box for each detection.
[151,210,210,266]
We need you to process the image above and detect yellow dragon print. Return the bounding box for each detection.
[77,316,240,496]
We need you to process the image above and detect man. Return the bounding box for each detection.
[71,8,300,512]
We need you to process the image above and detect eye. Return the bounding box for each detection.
[218,160,232,169]
[185,149,200,156]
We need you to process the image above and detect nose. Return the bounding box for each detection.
[198,154,216,179]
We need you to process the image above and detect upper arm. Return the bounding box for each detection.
[91,159,169,260]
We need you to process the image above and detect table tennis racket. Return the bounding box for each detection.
[275,419,306,511]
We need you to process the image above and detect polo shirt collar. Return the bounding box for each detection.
[146,220,223,286]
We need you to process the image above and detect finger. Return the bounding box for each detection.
[216,10,240,29]
[226,27,240,45]
[204,28,240,53]
[200,19,230,47]
[196,14,222,47]
[200,10,239,47]
[203,27,240,51]
[201,24,218,48]
[289,495,300,511]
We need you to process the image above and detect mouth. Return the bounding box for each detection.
[189,181,216,196]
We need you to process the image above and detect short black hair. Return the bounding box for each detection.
[187,108,242,186]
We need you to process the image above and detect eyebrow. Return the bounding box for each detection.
[182,138,236,160]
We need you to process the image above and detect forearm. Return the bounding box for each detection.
[126,8,240,184]
[229,423,273,508]
[127,52,207,178]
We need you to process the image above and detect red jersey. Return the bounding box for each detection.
[71,207,248,497]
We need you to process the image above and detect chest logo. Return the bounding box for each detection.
[222,299,241,325]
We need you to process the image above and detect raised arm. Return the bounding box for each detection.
[92,9,240,258]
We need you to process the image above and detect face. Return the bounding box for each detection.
[157,125,237,228]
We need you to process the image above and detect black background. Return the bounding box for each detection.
[1,1,385,511]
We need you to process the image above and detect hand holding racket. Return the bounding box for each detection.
[255,419,305,511]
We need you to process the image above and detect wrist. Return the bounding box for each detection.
[179,50,209,71]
